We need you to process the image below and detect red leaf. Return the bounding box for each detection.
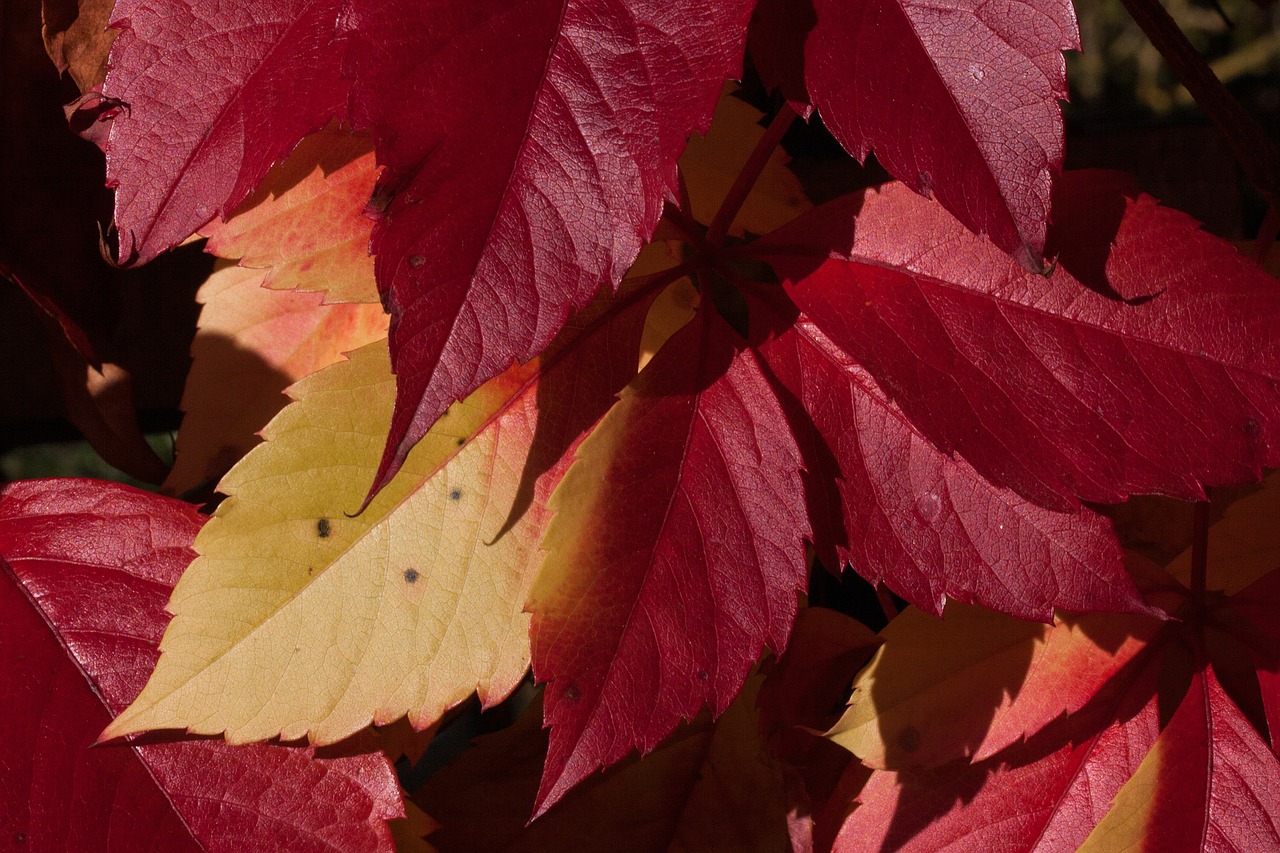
[340,0,755,499]
[761,172,1280,510]
[838,691,1162,852]
[804,0,1076,268]
[758,315,1144,620]
[98,0,349,264]
[529,306,811,814]
[1079,665,1280,851]
[0,480,403,852]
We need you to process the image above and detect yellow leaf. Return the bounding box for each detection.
[163,260,388,495]
[827,603,1156,769]
[104,277,693,746]
[106,340,545,744]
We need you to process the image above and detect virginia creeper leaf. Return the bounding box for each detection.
[340,0,756,499]
[40,0,116,91]
[104,274,682,747]
[0,479,403,852]
[826,602,1160,770]
[98,0,349,264]
[763,172,1280,510]
[757,314,1144,620]
[837,687,1162,852]
[1078,666,1280,852]
[804,0,1077,267]
[827,542,1280,848]
[529,305,810,814]
[163,260,388,496]
[200,126,381,304]
[418,677,791,852]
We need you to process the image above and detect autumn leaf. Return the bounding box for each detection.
[0,479,404,852]
[163,261,388,496]
[529,305,810,813]
[1077,665,1280,853]
[103,273,685,747]
[95,0,350,265]
[826,603,1159,770]
[201,126,382,305]
[418,676,792,852]
[804,0,1076,268]
[823,501,1280,850]
[747,0,815,118]
[757,171,1280,510]
[754,310,1146,620]
[339,0,757,501]
[40,0,116,91]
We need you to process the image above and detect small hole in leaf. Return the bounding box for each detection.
[317,518,331,538]
[404,568,420,584]
[449,489,462,501]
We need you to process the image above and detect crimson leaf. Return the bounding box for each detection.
[756,171,1280,510]
[0,480,402,852]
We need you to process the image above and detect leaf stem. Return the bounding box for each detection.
[705,105,797,247]
[1190,498,1210,601]
[875,585,900,622]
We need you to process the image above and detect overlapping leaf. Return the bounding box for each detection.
[757,171,1280,511]
[0,479,404,852]
[167,128,388,495]
[755,312,1143,620]
[340,0,757,498]
[823,481,1280,850]
[804,0,1076,267]
[97,0,350,264]
[200,126,381,304]
[419,677,791,852]
[162,261,388,496]
[1077,666,1280,852]
[529,306,810,813]
[104,273,684,747]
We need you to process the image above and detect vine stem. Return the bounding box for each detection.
[1119,0,1280,211]
[705,105,797,247]
[1190,498,1210,602]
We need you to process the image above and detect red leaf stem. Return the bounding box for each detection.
[705,105,797,246]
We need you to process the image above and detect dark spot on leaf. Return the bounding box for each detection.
[317,518,331,538]
[1245,418,1261,436]
[404,568,420,583]
[697,670,709,682]
[307,567,314,575]
[456,436,466,446]
[409,254,425,268]
[564,684,580,702]
[15,833,27,844]
[449,489,462,501]
[896,725,922,754]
